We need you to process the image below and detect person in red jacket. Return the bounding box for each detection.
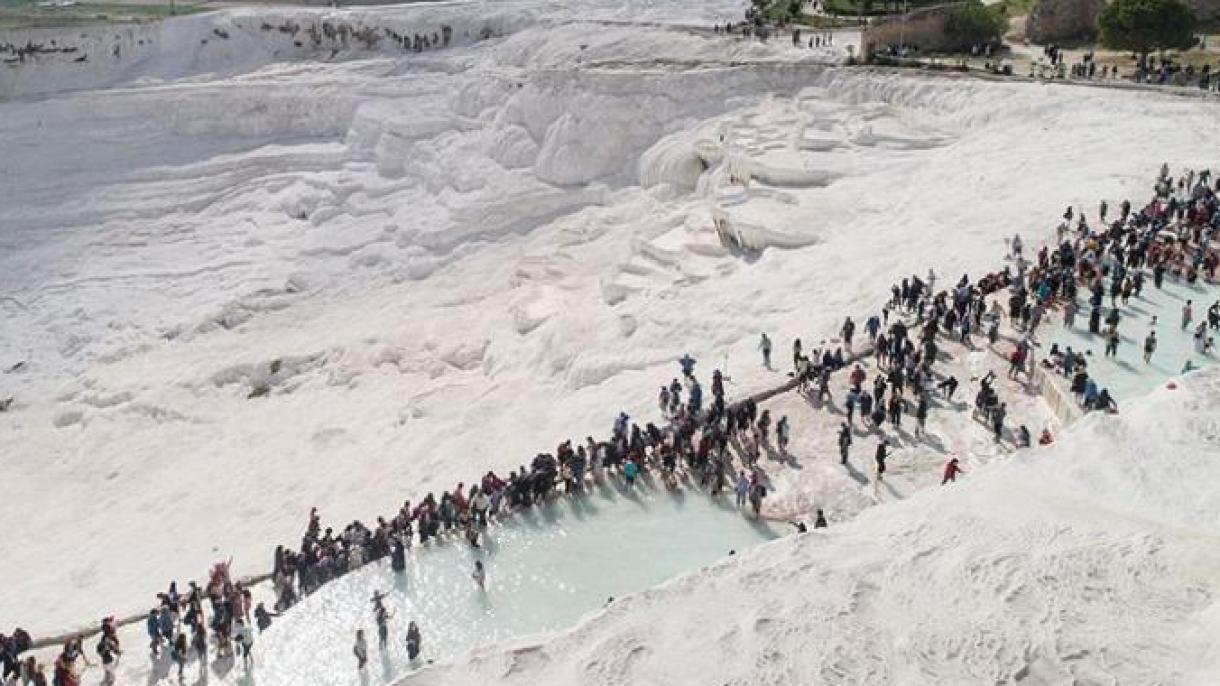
[942,457,963,485]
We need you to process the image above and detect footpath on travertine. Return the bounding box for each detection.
[24,287,1061,653]
[24,350,861,650]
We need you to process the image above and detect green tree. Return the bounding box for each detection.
[1099,0,1197,58]
[942,1,1007,50]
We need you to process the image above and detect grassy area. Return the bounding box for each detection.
[0,0,206,30]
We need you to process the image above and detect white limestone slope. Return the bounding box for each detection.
[408,368,1220,685]
[2,0,1219,651]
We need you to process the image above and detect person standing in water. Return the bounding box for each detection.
[759,332,772,369]
[733,470,749,508]
[405,622,421,662]
[748,475,767,516]
[234,619,254,671]
[623,456,639,489]
[372,593,392,651]
[472,561,486,591]
[353,629,368,670]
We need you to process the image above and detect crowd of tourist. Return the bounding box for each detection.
[3,342,800,684]
[6,165,1217,686]
[1033,166,1219,403]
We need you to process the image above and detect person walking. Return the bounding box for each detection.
[759,332,772,369]
[914,395,929,437]
[1104,327,1120,357]
[874,439,889,481]
[991,403,1007,442]
[837,423,852,465]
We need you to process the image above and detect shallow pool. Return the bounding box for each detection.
[1045,276,1217,400]
[243,479,779,685]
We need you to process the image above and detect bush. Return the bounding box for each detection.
[762,0,805,22]
[942,1,1007,51]
[1099,0,1196,57]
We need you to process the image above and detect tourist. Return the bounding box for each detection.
[874,439,889,481]
[624,456,639,489]
[96,625,121,685]
[373,593,392,650]
[234,619,254,670]
[472,561,486,591]
[254,602,278,632]
[813,509,828,528]
[991,403,1007,442]
[941,457,963,484]
[1104,326,1120,357]
[837,422,851,465]
[748,475,767,516]
[171,634,188,679]
[936,375,958,400]
[145,610,161,657]
[353,629,368,670]
[191,623,208,677]
[1144,330,1157,363]
[405,622,422,662]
